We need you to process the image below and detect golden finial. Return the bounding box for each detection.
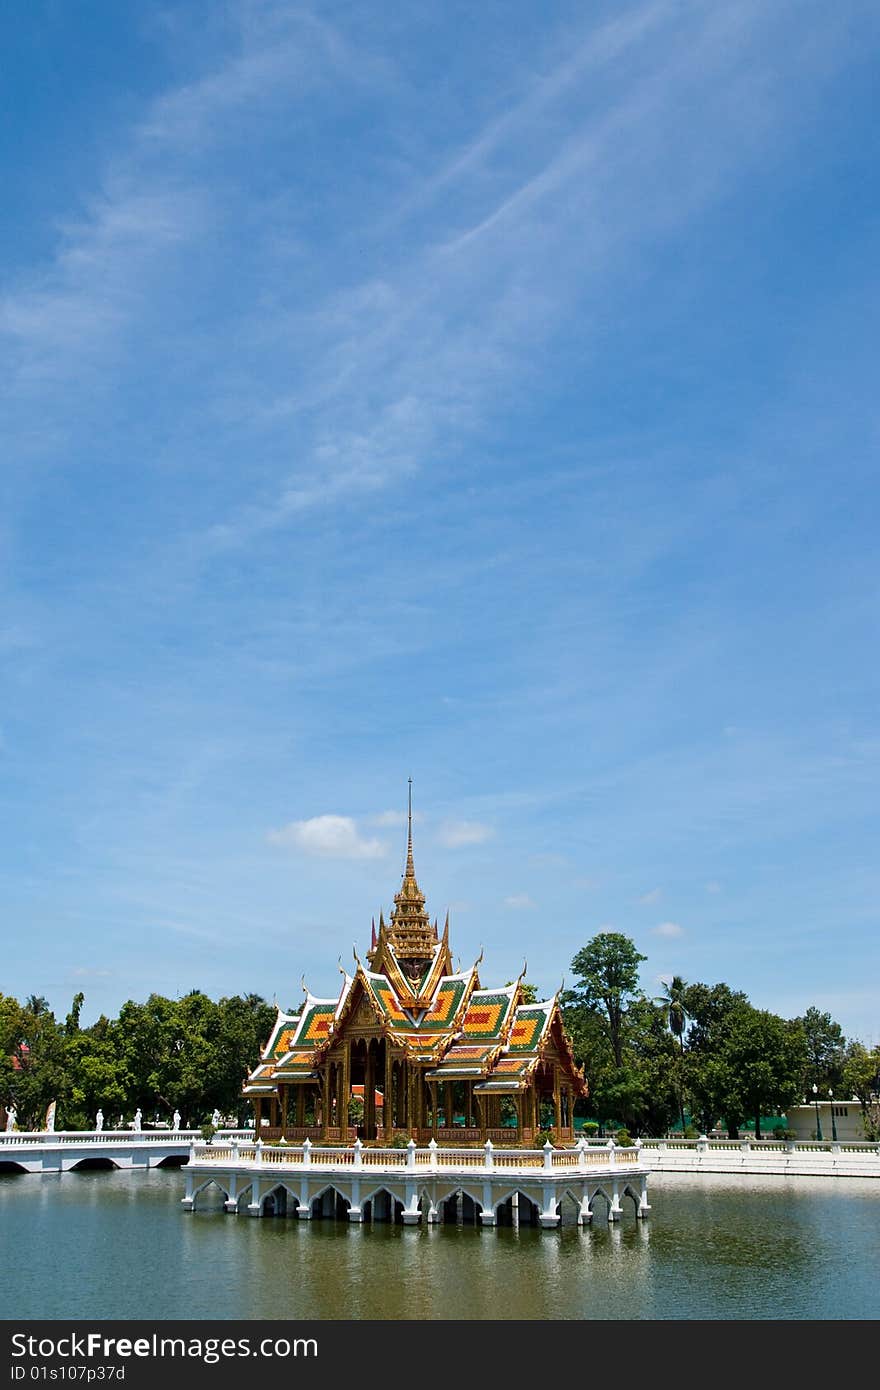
[405,777,415,879]
[300,975,308,997]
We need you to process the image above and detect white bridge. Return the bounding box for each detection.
[0,1129,248,1174]
[183,1136,651,1229]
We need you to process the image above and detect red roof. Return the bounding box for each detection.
[351,1084,384,1107]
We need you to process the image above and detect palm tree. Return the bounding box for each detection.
[655,975,689,1134]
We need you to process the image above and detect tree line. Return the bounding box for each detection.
[2,940,878,1137]
[0,989,276,1131]
[561,933,880,1139]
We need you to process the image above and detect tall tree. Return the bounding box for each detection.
[842,1042,880,1137]
[793,1006,847,1094]
[681,981,750,1134]
[567,933,647,1068]
[655,974,689,1131]
[719,1006,808,1137]
[0,994,65,1129]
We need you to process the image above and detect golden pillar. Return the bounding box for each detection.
[253,1098,262,1131]
[554,1070,562,1135]
[280,1085,288,1133]
[340,1041,351,1140]
[385,1050,394,1138]
[365,1041,375,1138]
[322,1066,332,1141]
[445,1082,454,1131]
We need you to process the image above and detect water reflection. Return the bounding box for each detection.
[0,1167,878,1320]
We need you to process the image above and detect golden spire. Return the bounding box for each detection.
[405,776,415,880]
[387,779,434,978]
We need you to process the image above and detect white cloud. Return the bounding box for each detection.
[706,881,722,894]
[504,893,537,910]
[638,887,662,904]
[369,809,425,827]
[268,815,388,860]
[436,820,494,848]
[652,921,684,938]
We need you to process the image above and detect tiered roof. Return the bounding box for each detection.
[244,793,586,1099]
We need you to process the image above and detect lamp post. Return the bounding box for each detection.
[828,1089,838,1143]
[812,1083,823,1142]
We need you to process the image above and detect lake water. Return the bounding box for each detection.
[1,1167,878,1320]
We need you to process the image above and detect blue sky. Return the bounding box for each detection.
[2,1,878,1045]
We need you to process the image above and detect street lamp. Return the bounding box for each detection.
[828,1088,838,1143]
[812,1083,823,1142]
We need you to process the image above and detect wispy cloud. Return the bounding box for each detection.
[368,809,425,828]
[504,893,537,910]
[185,0,859,545]
[639,887,662,905]
[268,815,388,860]
[436,820,494,848]
[652,921,684,939]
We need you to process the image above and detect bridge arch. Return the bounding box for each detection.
[261,1183,300,1217]
[309,1185,351,1220]
[587,1185,611,1219]
[494,1188,541,1226]
[436,1186,483,1225]
[621,1182,642,1216]
[70,1157,119,1172]
[190,1177,230,1210]
[361,1186,404,1224]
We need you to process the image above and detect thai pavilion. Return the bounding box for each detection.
[243,802,587,1146]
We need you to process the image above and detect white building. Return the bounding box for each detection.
[785,1097,867,1143]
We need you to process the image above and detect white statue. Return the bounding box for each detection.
[211,1109,221,1129]
[45,1101,56,1133]
[172,1110,181,1131]
[132,1108,142,1131]
[5,1106,16,1133]
[95,1109,104,1132]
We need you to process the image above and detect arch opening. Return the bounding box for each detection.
[262,1185,300,1218]
[438,1188,479,1225]
[310,1186,351,1221]
[362,1188,405,1224]
[495,1190,540,1227]
[191,1179,229,1211]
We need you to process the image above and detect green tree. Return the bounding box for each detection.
[561,943,676,1135]
[680,981,750,1134]
[620,997,680,1136]
[506,980,539,1004]
[718,1006,808,1137]
[0,994,66,1130]
[63,1023,130,1130]
[793,1006,847,1094]
[841,1042,880,1137]
[654,974,689,1132]
[567,933,647,1068]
